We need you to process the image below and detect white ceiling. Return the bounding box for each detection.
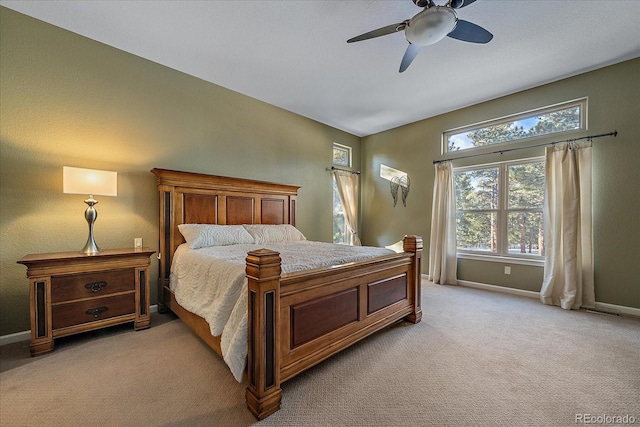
[3,0,640,137]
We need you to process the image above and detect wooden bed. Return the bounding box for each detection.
[151,168,423,419]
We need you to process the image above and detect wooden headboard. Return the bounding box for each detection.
[151,168,300,291]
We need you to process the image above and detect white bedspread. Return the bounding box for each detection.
[170,241,394,382]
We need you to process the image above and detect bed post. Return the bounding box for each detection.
[245,249,282,420]
[156,185,170,314]
[403,235,423,324]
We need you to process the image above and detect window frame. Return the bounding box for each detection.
[442,98,587,155]
[454,156,545,264]
[332,142,352,168]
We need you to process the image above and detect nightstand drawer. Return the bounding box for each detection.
[51,269,135,303]
[52,293,135,330]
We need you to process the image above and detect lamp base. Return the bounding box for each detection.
[81,197,100,255]
[81,238,100,255]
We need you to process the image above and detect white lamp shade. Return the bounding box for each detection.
[63,166,117,197]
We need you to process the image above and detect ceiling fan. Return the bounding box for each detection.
[347,0,493,73]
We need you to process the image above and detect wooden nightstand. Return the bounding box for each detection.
[18,248,155,356]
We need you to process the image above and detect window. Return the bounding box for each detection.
[332,143,352,244]
[333,143,352,167]
[454,158,544,259]
[333,178,347,243]
[444,99,586,153]
[448,99,588,261]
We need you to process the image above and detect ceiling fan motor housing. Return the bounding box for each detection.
[413,0,433,7]
[413,0,464,8]
[405,7,458,46]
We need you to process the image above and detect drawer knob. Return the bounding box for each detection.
[85,281,107,293]
[85,306,108,318]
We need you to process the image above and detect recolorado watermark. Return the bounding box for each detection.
[576,414,636,424]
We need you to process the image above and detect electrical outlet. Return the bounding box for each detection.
[134,237,143,248]
[504,266,511,275]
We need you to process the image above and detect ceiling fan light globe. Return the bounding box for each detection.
[405,7,457,46]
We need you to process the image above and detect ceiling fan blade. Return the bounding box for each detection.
[347,21,407,43]
[447,19,493,44]
[399,43,421,73]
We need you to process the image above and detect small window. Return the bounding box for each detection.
[444,99,586,153]
[333,143,352,167]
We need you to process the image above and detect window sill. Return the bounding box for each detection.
[457,252,544,267]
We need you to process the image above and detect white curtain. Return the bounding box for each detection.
[540,141,595,310]
[429,161,457,285]
[333,170,362,246]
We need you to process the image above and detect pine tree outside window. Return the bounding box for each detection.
[455,159,544,259]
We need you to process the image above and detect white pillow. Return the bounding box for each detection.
[178,224,255,249]
[242,224,306,244]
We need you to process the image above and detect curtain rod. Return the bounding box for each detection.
[432,130,618,164]
[329,166,361,175]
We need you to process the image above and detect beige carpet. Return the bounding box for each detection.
[1,282,639,427]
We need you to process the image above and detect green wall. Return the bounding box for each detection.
[361,58,640,309]
[1,7,638,337]
[0,8,359,336]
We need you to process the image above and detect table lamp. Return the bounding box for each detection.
[63,166,117,254]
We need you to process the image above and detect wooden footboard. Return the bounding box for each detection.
[245,235,422,419]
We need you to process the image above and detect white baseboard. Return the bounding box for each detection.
[0,304,159,347]
[0,330,30,346]
[457,279,540,299]
[456,279,640,317]
[592,302,640,318]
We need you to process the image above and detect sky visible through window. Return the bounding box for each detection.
[449,118,539,150]
[446,102,583,152]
